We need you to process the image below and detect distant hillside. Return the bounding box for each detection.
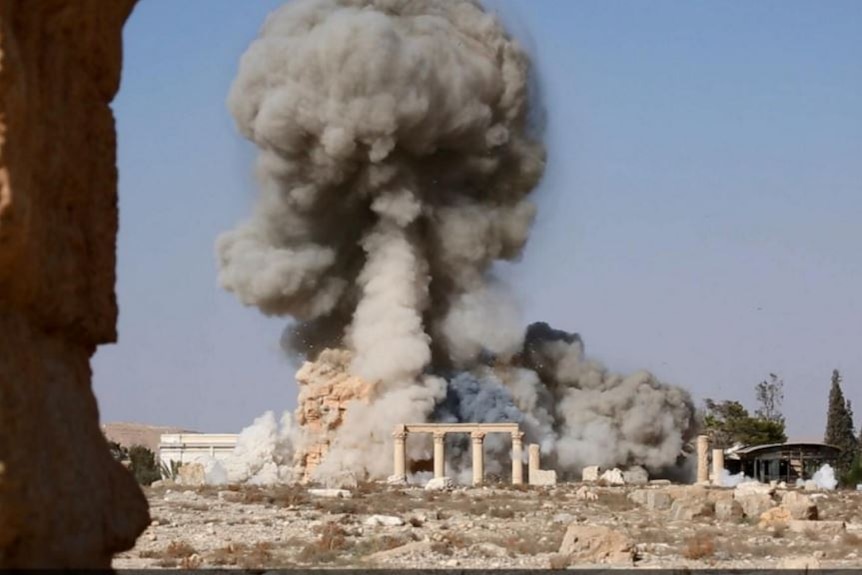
[102,422,194,452]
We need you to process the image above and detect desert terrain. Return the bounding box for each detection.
[114,479,862,569]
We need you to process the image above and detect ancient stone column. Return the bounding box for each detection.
[471,431,485,486]
[528,443,541,476]
[712,448,725,486]
[433,431,446,479]
[392,429,407,480]
[696,435,709,483]
[511,431,524,485]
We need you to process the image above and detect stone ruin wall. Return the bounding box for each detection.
[292,349,373,481]
[0,0,148,567]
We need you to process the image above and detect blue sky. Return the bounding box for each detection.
[93,0,862,438]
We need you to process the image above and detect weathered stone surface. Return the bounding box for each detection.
[733,491,776,519]
[582,466,601,482]
[308,488,352,499]
[529,468,557,486]
[599,468,625,485]
[779,556,821,569]
[177,463,206,486]
[622,466,649,485]
[292,349,373,481]
[425,477,454,491]
[781,491,818,520]
[629,489,672,510]
[364,514,405,527]
[735,482,775,496]
[670,499,714,521]
[559,524,635,565]
[715,499,744,522]
[758,506,792,529]
[0,0,148,567]
[788,519,845,535]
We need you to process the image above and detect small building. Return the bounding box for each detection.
[158,433,238,470]
[725,441,840,483]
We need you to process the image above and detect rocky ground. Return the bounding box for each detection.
[114,479,862,569]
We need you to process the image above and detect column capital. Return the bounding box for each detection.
[471,431,486,442]
[392,431,408,441]
[433,431,446,441]
[511,431,525,443]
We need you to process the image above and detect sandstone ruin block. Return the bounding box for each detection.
[582,465,602,482]
[715,499,744,522]
[559,524,635,565]
[788,519,845,535]
[670,498,714,521]
[599,468,625,485]
[622,466,649,485]
[781,491,818,520]
[0,0,148,567]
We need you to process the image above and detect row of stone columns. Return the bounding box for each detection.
[695,434,726,485]
[392,428,525,486]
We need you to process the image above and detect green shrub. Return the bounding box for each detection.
[128,445,161,486]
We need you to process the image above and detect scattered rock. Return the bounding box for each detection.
[599,468,625,486]
[575,486,598,501]
[308,488,352,498]
[670,499,714,521]
[386,475,407,485]
[366,541,432,562]
[734,492,775,519]
[471,542,509,558]
[559,524,635,565]
[629,489,672,510]
[779,556,821,569]
[553,513,576,524]
[781,491,818,520]
[735,482,774,496]
[758,506,792,529]
[177,463,206,486]
[622,466,649,485]
[715,499,744,522]
[425,477,454,491]
[582,466,602,482]
[364,515,405,527]
[788,520,845,535]
[648,479,672,486]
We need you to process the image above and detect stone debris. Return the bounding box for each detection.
[758,506,793,529]
[628,489,672,510]
[364,515,405,527]
[582,466,602,482]
[308,488,352,498]
[781,491,818,520]
[559,524,635,565]
[670,499,714,521]
[599,468,625,486]
[177,463,206,486]
[715,499,744,522]
[788,519,845,535]
[575,486,598,501]
[622,466,649,485]
[733,491,775,519]
[425,477,455,491]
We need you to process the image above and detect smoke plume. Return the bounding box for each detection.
[217,0,695,483]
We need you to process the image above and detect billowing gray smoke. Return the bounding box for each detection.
[218,0,695,482]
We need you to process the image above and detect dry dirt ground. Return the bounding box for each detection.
[113,480,862,569]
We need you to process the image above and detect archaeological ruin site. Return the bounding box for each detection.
[2,0,860,570]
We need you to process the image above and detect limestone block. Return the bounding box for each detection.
[622,466,649,485]
[734,492,776,519]
[530,468,557,486]
[364,514,405,527]
[559,524,635,565]
[177,463,206,486]
[425,477,454,491]
[735,482,775,496]
[599,468,625,485]
[781,491,818,520]
[629,489,672,510]
[779,557,821,570]
[670,499,714,521]
[788,519,845,535]
[715,499,744,522]
[308,488,352,498]
[582,466,602,482]
[758,506,792,529]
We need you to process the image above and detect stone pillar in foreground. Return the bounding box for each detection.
[696,435,710,483]
[0,0,149,567]
[392,428,407,480]
[528,443,541,476]
[712,448,725,486]
[432,431,446,479]
[511,431,524,485]
[471,431,485,486]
